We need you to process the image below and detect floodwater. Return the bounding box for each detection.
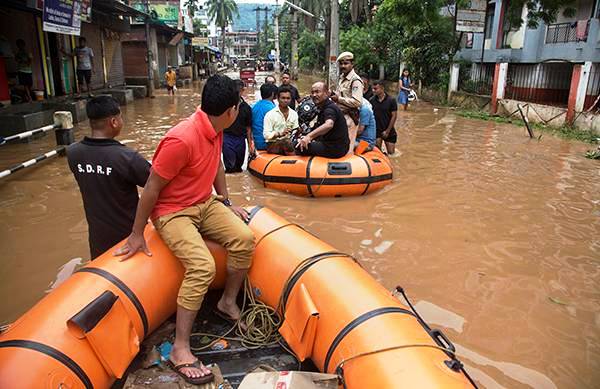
[0,72,599,389]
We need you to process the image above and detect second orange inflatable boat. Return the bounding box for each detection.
[0,207,474,389]
[248,148,393,197]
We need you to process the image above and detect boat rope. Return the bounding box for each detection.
[392,286,480,388]
[190,278,284,351]
[334,344,460,389]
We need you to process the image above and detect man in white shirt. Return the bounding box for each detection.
[263,86,299,155]
[62,37,95,97]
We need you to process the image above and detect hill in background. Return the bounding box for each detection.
[232,3,276,32]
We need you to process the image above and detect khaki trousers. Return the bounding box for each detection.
[153,196,254,311]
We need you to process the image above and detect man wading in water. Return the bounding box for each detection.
[115,75,254,385]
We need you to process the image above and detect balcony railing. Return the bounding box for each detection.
[545,21,589,44]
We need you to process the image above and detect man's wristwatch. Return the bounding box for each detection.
[222,198,232,207]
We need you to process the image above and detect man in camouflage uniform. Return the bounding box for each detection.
[331,51,363,155]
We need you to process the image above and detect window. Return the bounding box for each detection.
[484,3,495,39]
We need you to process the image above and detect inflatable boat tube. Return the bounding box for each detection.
[248,148,393,197]
[0,207,473,389]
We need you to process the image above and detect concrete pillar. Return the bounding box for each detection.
[575,61,592,112]
[448,63,460,101]
[53,111,74,145]
[491,62,508,113]
[566,62,590,124]
[492,0,505,50]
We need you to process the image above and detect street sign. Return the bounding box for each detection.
[456,0,486,33]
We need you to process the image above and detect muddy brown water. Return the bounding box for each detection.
[0,74,598,388]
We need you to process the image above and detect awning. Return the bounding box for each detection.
[93,0,149,18]
[168,32,184,46]
[206,46,221,54]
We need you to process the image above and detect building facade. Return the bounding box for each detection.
[453,0,600,125]
[0,0,146,104]
[223,30,258,59]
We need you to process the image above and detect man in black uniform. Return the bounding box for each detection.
[361,73,373,101]
[370,80,398,154]
[280,72,301,110]
[67,96,150,259]
[223,79,253,172]
[296,82,349,159]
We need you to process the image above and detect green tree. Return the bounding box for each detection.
[206,0,239,56]
[298,30,326,70]
[506,0,576,28]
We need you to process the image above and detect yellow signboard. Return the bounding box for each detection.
[192,37,209,47]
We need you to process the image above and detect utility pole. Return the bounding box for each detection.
[280,0,314,80]
[290,9,298,79]
[263,8,269,45]
[143,0,154,97]
[328,0,339,89]
[274,0,281,73]
[254,7,261,47]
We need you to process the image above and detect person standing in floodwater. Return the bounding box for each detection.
[67,96,151,259]
[165,67,177,95]
[223,80,254,172]
[397,69,412,110]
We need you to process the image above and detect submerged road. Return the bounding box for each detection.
[0,73,598,388]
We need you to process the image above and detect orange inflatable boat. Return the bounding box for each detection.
[0,207,474,389]
[248,149,393,197]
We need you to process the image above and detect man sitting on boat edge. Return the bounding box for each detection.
[296,82,350,159]
[114,75,254,386]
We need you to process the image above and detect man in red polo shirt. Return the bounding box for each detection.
[115,75,254,385]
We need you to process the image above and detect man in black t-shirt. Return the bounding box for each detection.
[369,80,398,154]
[67,96,150,259]
[223,80,253,173]
[281,72,301,110]
[296,82,349,159]
[361,73,373,101]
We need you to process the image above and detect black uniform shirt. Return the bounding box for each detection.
[363,85,374,101]
[67,137,150,259]
[316,98,349,153]
[370,93,398,132]
[224,98,252,137]
[286,84,301,110]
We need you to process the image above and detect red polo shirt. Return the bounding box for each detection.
[151,108,223,220]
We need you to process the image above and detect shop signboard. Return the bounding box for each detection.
[192,37,209,47]
[456,0,487,33]
[132,2,180,28]
[43,0,82,35]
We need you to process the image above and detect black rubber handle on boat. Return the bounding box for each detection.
[429,328,456,354]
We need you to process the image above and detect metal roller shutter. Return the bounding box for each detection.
[103,31,125,87]
[122,42,147,78]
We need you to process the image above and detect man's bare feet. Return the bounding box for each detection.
[170,345,211,379]
[216,298,248,331]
